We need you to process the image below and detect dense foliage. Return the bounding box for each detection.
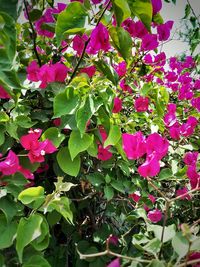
[0,0,199,266]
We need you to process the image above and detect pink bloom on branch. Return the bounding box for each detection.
[114,61,127,77]
[20,129,42,150]
[53,118,61,127]
[122,132,146,160]
[184,152,198,166]
[134,96,149,112]
[107,258,120,267]
[87,23,110,54]
[97,128,112,161]
[0,151,19,176]
[18,166,34,180]
[52,62,68,82]
[187,165,200,189]
[151,0,162,15]
[157,21,174,41]
[72,34,88,56]
[138,153,160,177]
[80,66,96,78]
[112,97,122,113]
[169,124,180,140]
[147,209,162,223]
[27,61,40,82]
[0,85,11,99]
[176,187,191,200]
[91,0,103,4]
[191,97,200,112]
[119,79,132,93]
[180,116,198,137]
[141,34,159,51]
[148,194,156,204]
[146,133,169,160]
[129,192,141,202]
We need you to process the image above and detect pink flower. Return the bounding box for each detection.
[188,252,200,267]
[53,118,61,127]
[119,79,132,93]
[148,194,156,204]
[97,128,112,161]
[187,165,200,189]
[36,164,49,173]
[91,0,103,3]
[134,96,149,112]
[147,209,162,223]
[191,97,200,112]
[129,191,141,202]
[72,34,88,56]
[26,61,40,82]
[18,166,34,180]
[176,187,191,200]
[37,64,55,88]
[0,151,19,176]
[87,23,110,54]
[97,145,112,161]
[194,79,200,89]
[20,129,57,163]
[122,131,146,160]
[180,116,198,137]
[51,62,68,82]
[184,152,198,166]
[108,235,118,246]
[107,258,120,267]
[154,52,166,66]
[165,71,177,82]
[0,85,11,99]
[169,124,180,140]
[80,66,96,78]
[138,153,160,177]
[151,0,162,15]
[146,133,169,160]
[112,97,122,113]
[157,21,174,41]
[114,61,127,77]
[141,34,159,51]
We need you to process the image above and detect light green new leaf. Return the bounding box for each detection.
[94,60,119,86]
[172,232,190,259]
[48,197,73,224]
[104,124,121,148]
[41,127,65,147]
[57,147,80,177]
[109,26,132,61]
[148,224,176,243]
[18,186,45,206]
[16,214,43,263]
[69,130,93,160]
[55,2,87,46]
[128,0,153,31]
[112,0,131,26]
[54,177,77,192]
[53,87,79,117]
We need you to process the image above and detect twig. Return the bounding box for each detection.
[186,0,200,28]
[24,0,42,66]
[178,258,200,267]
[146,177,170,202]
[67,0,111,85]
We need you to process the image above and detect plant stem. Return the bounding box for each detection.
[169,187,200,203]
[146,177,170,202]
[67,0,111,85]
[178,258,200,267]
[24,0,42,66]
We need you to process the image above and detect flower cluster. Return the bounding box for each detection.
[122,132,169,177]
[27,61,69,89]
[20,129,57,163]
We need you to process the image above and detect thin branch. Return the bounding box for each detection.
[186,0,200,28]
[146,177,170,202]
[178,258,200,267]
[169,187,200,203]
[24,0,42,66]
[67,0,111,85]
[159,201,170,259]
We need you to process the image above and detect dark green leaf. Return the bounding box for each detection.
[94,60,119,86]
[112,0,131,26]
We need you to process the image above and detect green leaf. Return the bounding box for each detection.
[29,9,43,22]
[15,115,36,128]
[104,124,121,148]
[87,173,104,187]
[94,60,119,86]
[110,180,125,193]
[57,147,80,177]
[112,0,131,26]
[16,214,44,263]
[104,186,114,200]
[68,130,93,160]
[23,255,51,267]
[41,127,65,147]
[53,87,79,117]
[0,197,18,223]
[48,197,73,224]
[128,0,153,31]
[143,238,161,255]
[0,221,17,249]
[0,0,18,20]
[109,26,132,61]
[147,259,165,267]
[0,111,9,122]
[172,232,190,258]
[148,224,176,243]
[76,95,95,134]
[141,83,151,96]
[55,2,87,46]
[18,186,45,208]
[152,13,164,24]
[31,217,49,251]
[158,168,173,180]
